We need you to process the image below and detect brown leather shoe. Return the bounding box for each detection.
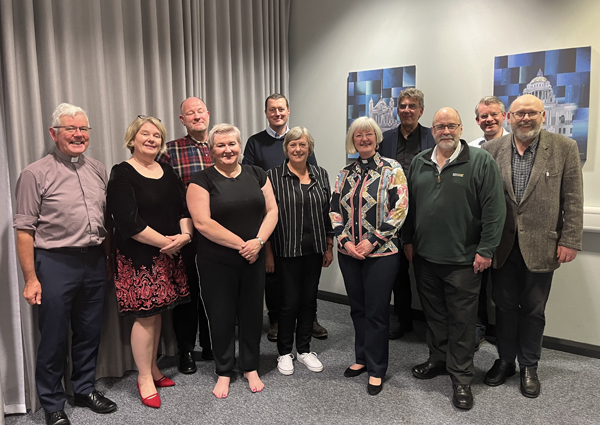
[312,321,328,339]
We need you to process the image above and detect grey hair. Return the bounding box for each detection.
[51,103,88,127]
[345,117,383,155]
[475,96,506,116]
[398,88,424,109]
[207,123,242,150]
[283,127,315,157]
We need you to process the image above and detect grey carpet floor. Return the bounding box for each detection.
[6,299,600,425]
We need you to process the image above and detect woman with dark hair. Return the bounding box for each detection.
[330,116,408,395]
[108,116,192,408]
[266,127,333,376]
[187,123,278,398]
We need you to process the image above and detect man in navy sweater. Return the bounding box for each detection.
[243,94,321,342]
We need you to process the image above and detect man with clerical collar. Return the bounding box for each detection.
[156,96,214,375]
[243,93,324,343]
[14,103,117,425]
[403,107,505,410]
[482,94,583,399]
[379,88,435,340]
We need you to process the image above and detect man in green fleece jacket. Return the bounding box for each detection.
[403,107,505,410]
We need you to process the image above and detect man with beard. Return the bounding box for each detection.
[156,97,213,374]
[379,88,435,340]
[403,107,505,410]
[482,94,583,398]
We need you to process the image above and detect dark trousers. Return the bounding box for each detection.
[491,240,553,368]
[338,253,399,378]
[275,254,323,355]
[265,272,279,324]
[414,255,480,385]
[392,248,413,322]
[476,269,490,336]
[172,244,211,353]
[198,255,265,377]
[34,247,107,413]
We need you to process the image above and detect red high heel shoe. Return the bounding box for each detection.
[137,381,161,408]
[153,376,175,387]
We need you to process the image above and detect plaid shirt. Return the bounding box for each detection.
[511,134,539,204]
[157,135,213,186]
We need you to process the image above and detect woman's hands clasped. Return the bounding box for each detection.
[240,238,263,264]
[344,239,375,260]
[160,234,192,257]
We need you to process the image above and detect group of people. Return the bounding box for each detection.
[13,87,583,425]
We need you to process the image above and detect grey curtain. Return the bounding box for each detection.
[0,0,290,415]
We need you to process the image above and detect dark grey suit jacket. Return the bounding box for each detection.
[483,130,583,272]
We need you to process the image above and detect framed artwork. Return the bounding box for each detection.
[494,46,590,161]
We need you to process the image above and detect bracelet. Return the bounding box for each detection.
[185,232,193,243]
[256,236,265,247]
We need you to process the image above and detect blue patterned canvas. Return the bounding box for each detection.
[494,46,590,161]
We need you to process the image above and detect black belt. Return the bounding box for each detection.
[44,246,102,254]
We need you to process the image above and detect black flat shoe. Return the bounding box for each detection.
[367,381,383,396]
[484,359,516,386]
[73,390,117,413]
[452,384,474,410]
[412,361,448,379]
[178,351,197,374]
[520,367,540,398]
[344,366,367,378]
[45,409,70,425]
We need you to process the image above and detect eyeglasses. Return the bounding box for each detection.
[479,112,502,120]
[398,103,419,110]
[137,115,162,122]
[510,111,542,119]
[433,123,461,132]
[53,126,91,133]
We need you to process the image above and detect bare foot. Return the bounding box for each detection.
[213,376,230,399]
[369,376,382,386]
[243,371,264,393]
[137,375,157,399]
[349,363,365,371]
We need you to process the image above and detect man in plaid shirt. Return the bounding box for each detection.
[157,97,213,374]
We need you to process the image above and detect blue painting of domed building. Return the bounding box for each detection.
[494,46,590,161]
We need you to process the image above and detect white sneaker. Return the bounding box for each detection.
[297,352,323,372]
[277,353,294,375]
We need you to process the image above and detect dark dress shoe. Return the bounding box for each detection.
[344,365,367,377]
[484,359,516,386]
[201,347,214,361]
[178,351,197,374]
[520,367,540,398]
[367,381,383,396]
[312,320,329,339]
[45,410,70,425]
[73,390,117,413]
[452,384,474,410]
[412,361,448,379]
[389,318,414,340]
[267,322,278,342]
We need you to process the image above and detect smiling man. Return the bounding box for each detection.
[14,103,117,425]
[156,96,214,374]
[482,94,583,399]
[403,107,505,410]
[379,88,435,340]
[243,93,322,342]
[469,96,509,148]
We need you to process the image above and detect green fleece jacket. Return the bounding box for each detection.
[402,140,506,265]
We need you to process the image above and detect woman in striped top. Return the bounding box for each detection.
[266,127,334,376]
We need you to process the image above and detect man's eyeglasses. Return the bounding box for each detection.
[398,103,419,110]
[510,111,543,119]
[433,123,461,132]
[479,112,502,120]
[137,115,162,122]
[53,126,91,134]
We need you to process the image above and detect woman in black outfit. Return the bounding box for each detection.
[187,123,278,398]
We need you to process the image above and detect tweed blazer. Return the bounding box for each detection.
[483,130,583,272]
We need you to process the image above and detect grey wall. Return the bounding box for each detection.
[289,0,600,347]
